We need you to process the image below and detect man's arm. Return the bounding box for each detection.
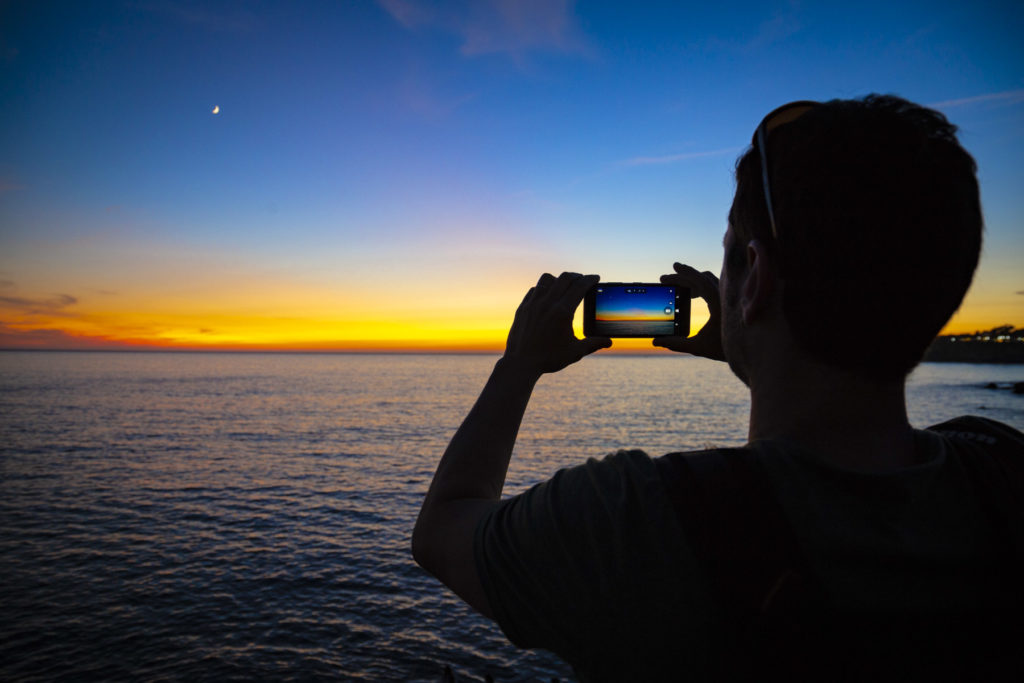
[411,272,611,618]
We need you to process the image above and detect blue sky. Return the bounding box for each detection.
[1,0,1022,349]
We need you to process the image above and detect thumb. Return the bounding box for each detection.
[578,336,612,357]
[652,336,690,353]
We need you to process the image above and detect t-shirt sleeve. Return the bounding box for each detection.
[473,449,711,671]
[927,415,1024,455]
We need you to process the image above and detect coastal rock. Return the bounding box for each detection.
[982,381,1024,395]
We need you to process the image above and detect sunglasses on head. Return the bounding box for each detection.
[754,100,819,239]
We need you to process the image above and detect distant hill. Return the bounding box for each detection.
[924,325,1024,364]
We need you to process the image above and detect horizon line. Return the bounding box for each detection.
[0,346,687,357]
[0,346,495,355]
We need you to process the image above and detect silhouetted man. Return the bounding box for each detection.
[412,95,1024,681]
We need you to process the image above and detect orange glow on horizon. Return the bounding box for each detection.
[0,305,702,354]
[0,259,1014,354]
[0,326,677,354]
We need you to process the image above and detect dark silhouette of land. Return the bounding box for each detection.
[924,325,1024,364]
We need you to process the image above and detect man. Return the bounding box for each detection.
[412,95,1024,680]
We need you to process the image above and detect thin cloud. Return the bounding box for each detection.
[378,0,591,59]
[135,1,257,32]
[703,4,802,54]
[621,147,741,167]
[0,323,139,351]
[929,89,1024,110]
[460,0,588,57]
[377,0,432,29]
[745,9,802,52]
[395,75,477,118]
[0,293,79,317]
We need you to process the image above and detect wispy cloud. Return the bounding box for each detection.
[395,73,477,118]
[745,8,802,52]
[929,89,1024,110]
[378,0,591,59]
[0,293,79,317]
[135,1,257,32]
[703,3,802,54]
[620,147,741,167]
[377,0,432,29]
[0,322,138,350]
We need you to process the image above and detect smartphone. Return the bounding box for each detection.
[583,283,689,338]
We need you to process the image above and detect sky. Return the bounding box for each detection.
[1,0,1022,353]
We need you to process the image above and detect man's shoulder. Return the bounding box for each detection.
[583,446,761,492]
[926,415,1024,452]
[925,415,1024,535]
[925,415,1024,495]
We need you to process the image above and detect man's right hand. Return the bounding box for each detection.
[653,262,726,361]
[503,272,611,375]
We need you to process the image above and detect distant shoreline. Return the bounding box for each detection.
[2,340,1023,364]
[923,339,1024,364]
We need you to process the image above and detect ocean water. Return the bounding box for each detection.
[1,351,1022,681]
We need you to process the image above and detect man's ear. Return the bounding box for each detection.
[740,238,778,325]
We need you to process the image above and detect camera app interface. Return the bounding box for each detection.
[593,285,677,336]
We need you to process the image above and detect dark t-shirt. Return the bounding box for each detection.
[474,417,1024,681]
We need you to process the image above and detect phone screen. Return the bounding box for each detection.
[583,283,689,338]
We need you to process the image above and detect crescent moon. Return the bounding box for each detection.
[212,105,220,114]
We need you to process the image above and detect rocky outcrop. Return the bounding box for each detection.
[923,339,1024,364]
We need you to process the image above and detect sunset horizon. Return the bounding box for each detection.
[2,2,1021,359]
[0,316,1017,354]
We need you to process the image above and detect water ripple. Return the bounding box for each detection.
[1,352,1020,680]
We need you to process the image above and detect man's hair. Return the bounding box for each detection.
[728,94,982,381]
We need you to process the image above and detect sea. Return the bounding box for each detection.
[1,351,1022,682]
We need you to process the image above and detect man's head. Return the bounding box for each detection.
[725,94,982,382]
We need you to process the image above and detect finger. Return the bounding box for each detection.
[659,276,713,304]
[672,263,719,286]
[547,271,582,300]
[535,272,557,292]
[660,264,710,287]
[562,273,599,308]
[514,286,538,317]
[533,274,556,303]
[575,336,612,358]
[661,264,719,301]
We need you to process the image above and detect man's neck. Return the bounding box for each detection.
[747,359,916,472]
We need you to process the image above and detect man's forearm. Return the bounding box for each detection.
[411,273,608,616]
[422,356,541,507]
[411,355,540,615]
